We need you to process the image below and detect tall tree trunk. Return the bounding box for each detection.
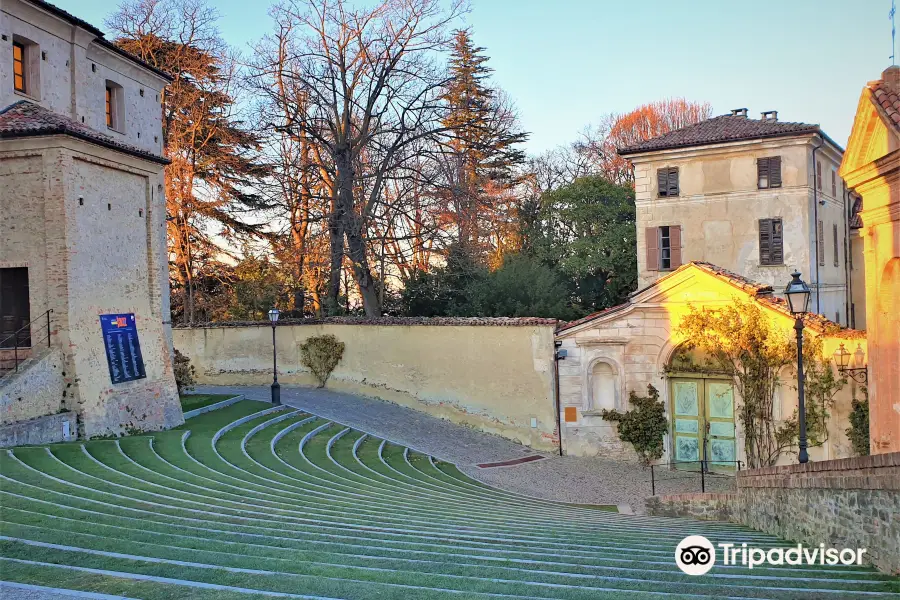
[335,150,381,316]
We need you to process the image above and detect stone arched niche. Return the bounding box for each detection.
[590,361,618,412]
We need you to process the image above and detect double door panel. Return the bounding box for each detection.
[671,378,736,470]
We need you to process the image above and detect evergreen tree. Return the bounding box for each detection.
[442,29,527,260]
[108,0,267,324]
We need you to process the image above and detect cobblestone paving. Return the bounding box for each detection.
[195,385,733,511]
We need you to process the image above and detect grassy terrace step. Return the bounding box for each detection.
[1,400,897,600]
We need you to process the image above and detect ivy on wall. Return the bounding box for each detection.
[300,334,345,388]
[600,384,668,465]
[846,386,870,457]
[676,299,846,468]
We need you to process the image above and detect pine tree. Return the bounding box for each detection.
[442,29,527,261]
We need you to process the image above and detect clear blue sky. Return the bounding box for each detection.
[58,0,892,152]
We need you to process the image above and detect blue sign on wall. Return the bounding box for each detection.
[100,313,146,384]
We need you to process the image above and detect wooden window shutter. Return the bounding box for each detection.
[769,156,782,188]
[818,220,825,266]
[758,158,769,188]
[657,169,667,196]
[667,167,679,197]
[646,227,659,270]
[817,162,822,190]
[669,225,682,268]
[759,219,771,264]
[833,223,839,266]
[771,219,783,264]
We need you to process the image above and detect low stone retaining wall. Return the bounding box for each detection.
[1,348,64,425]
[0,411,76,447]
[646,453,900,574]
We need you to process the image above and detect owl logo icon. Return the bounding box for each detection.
[675,535,715,575]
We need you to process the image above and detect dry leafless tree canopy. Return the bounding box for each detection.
[109,0,712,322]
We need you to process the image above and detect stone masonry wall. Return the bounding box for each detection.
[646,453,900,574]
[0,348,64,424]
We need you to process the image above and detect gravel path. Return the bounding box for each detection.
[192,384,734,512]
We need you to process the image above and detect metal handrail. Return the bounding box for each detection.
[650,459,743,496]
[0,309,53,375]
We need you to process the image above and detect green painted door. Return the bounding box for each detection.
[670,378,736,470]
[672,379,703,465]
[705,380,736,470]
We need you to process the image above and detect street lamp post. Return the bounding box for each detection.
[784,272,811,464]
[268,308,281,406]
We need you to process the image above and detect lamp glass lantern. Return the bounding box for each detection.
[784,271,811,315]
[268,308,280,323]
[833,343,851,369]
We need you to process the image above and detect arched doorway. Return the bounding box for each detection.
[667,346,737,472]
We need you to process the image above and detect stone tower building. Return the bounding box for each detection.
[0,0,183,442]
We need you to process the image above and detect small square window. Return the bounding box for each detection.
[657,167,679,197]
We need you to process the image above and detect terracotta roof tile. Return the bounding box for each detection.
[618,114,824,155]
[0,100,168,164]
[557,262,853,335]
[556,303,629,332]
[869,67,900,134]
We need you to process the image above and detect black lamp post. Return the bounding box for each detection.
[268,307,281,405]
[784,272,811,464]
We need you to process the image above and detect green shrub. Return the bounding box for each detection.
[300,334,345,388]
[846,388,870,456]
[599,384,668,465]
[173,349,196,395]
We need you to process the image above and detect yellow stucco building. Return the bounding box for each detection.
[840,66,900,455]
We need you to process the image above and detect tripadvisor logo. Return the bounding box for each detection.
[675,536,868,575]
[675,535,715,575]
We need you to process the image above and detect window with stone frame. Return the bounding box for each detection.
[105,80,125,131]
[757,156,782,189]
[758,218,784,265]
[11,37,39,98]
[657,167,679,197]
[13,41,25,92]
[645,225,682,271]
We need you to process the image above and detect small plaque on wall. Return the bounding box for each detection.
[564,406,578,423]
[100,313,146,384]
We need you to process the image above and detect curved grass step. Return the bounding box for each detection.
[1,400,896,600]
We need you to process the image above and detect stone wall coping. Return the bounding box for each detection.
[738,452,900,477]
[736,453,900,491]
[650,493,737,502]
[174,316,559,329]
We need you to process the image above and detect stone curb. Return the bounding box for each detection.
[182,394,248,419]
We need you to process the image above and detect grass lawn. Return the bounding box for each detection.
[179,393,238,412]
[1,400,896,599]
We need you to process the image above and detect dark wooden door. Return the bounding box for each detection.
[0,268,31,348]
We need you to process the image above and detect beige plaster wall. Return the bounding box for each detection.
[556,268,864,463]
[0,0,166,156]
[632,137,850,324]
[174,323,559,451]
[0,348,64,424]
